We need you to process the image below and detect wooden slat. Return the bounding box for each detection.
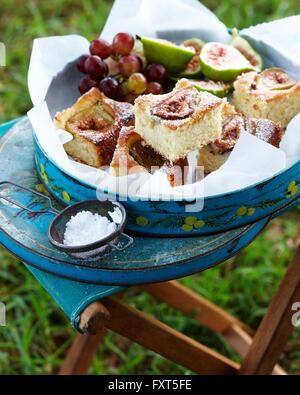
[141,281,250,334]
[142,281,285,374]
[240,245,300,375]
[103,296,239,375]
[59,329,107,375]
[79,301,110,335]
[223,325,286,375]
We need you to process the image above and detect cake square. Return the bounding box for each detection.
[198,110,282,174]
[54,88,134,168]
[233,70,300,129]
[110,126,149,176]
[110,126,188,187]
[134,84,226,162]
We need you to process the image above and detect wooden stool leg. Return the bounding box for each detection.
[142,280,285,374]
[102,296,239,375]
[59,329,107,375]
[60,243,300,376]
[222,325,286,375]
[239,245,300,375]
[59,301,110,375]
[78,301,110,335]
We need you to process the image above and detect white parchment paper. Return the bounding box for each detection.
[27,0,300,200]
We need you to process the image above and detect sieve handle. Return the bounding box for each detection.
[0,181,59,215]
[109,233,134,252]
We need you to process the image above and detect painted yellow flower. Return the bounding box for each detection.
[39,163,45,174]
[247,208,255,216]
[35,184,48,195]
[39,162,49,185]
[136,216,149,226]
[286,181,298,198]
[184,216,197,226]
[194,220,205,229]
[41,172,49,185]
[237,206,255,216]
[183,217,205,230]
[182,224,193,232]
[237,206,248,216]
[62,191,71,203]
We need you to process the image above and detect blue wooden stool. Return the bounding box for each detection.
[1,118,300,375]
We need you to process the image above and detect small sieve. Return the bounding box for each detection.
[0,181,133,260]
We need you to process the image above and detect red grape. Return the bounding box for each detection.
[84,55,108,79]
[78,76,98,94]
[146,81,163,94]
[119,55,141,77]
[144,63,167,84]
[112,32,135,56]
[76,54,89,73]
[127,73,147,94]
[89,38,111,59]
[99,77,120,99]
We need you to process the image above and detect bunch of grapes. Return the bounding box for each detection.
[76,32,167,103]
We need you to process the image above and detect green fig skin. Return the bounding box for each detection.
[256,68,296,90]
[140,36,194,74]
[189,80,232,98]
[230,28,263,72]
[200,42,255,82]
[176,58,202,79]
[176,38,204,79]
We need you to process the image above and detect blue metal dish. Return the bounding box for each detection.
[0,201,269,285]
[30,114,300,236]
[0,118,270,285]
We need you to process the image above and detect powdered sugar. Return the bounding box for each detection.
[108,207,122,224]
[63,210,118,247]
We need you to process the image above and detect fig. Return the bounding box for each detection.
[255,68,296,90]
[189,79,232,98]
[200,42,254,81]
[138,36,194,74]
[230,28,263,72]
[177,38,204,78]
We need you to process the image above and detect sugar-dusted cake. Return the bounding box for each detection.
[198,112,283,174]
[233,68,300,129]
[54,88,134,168]
[110,126,188,187]
[110,126,153,176]
[134,83,226,162]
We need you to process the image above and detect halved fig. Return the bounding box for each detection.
[256,68,296,90]
[139,36,194,74]
[200,42,254,81]
[177,38,204,78]
[152,89,197,120]
[230,28,263,72]
[189,79,231,98]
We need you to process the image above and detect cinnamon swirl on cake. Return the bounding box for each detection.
[198,112,283,173]
[54,88,134,168]
[110,126,188,187]
[134,84,226,162]
[233,69,300,129]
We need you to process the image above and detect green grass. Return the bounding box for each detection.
[1,0,300,375]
